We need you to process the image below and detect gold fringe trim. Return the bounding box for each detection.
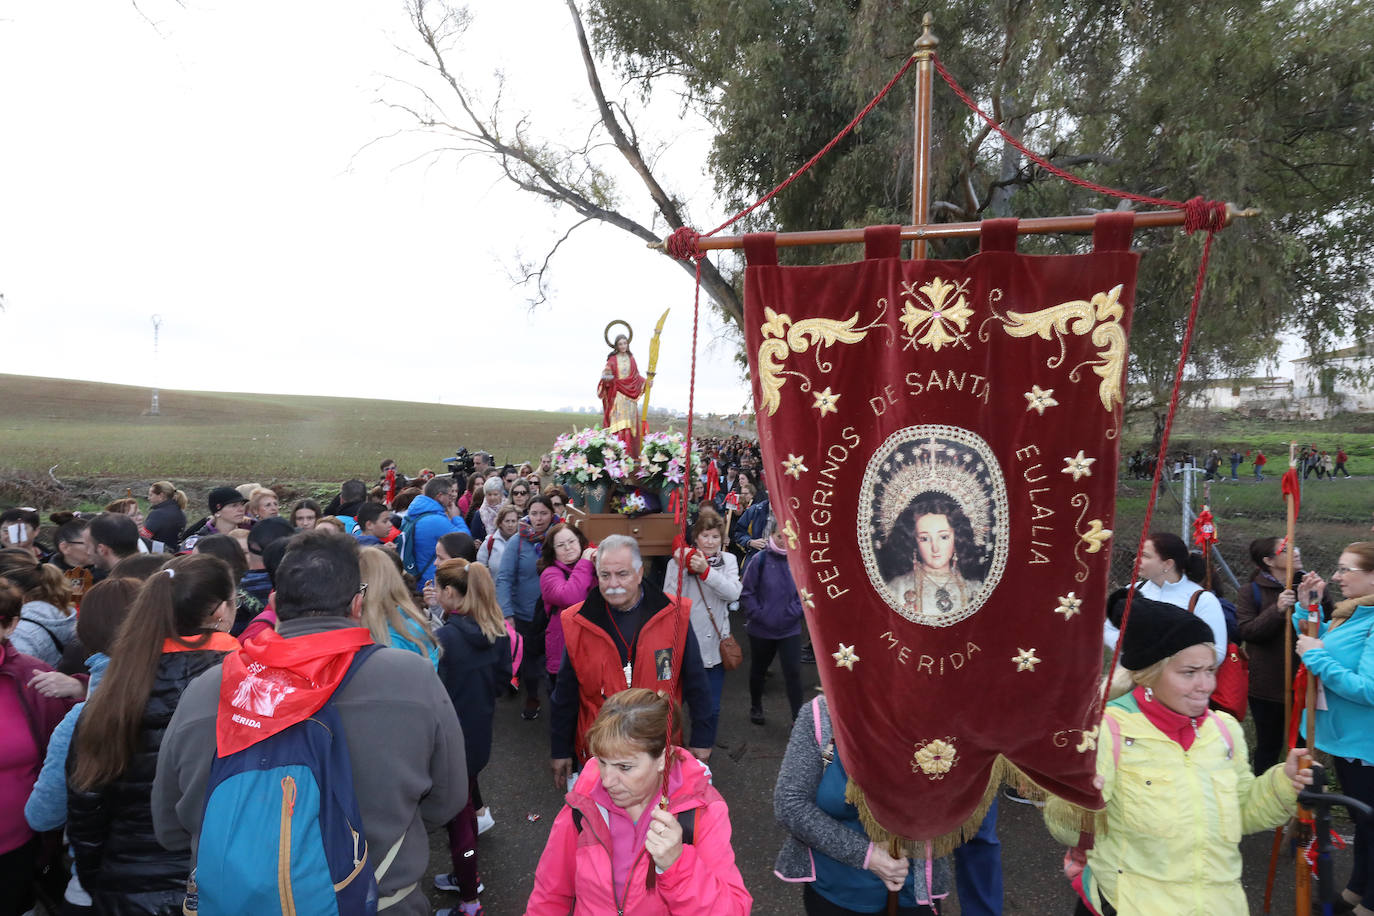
[845,755,1103,857]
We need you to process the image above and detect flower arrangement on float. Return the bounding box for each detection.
[635,430,701,493]
[550,428,636,485]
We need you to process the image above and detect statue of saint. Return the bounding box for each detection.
[598,329,645,455]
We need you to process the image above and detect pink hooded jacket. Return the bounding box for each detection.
[540,558,595,676]
[526,748,752,915]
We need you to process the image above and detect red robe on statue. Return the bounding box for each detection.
[597,351,645,455]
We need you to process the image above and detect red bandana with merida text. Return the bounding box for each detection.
[215,626,373,757]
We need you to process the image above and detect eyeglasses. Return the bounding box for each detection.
[1335,566,1365,575]
[512,490,529,496]
[358,583,369,595]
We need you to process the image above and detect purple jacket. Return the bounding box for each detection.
[1,642,75,853]
[741,549,803,640]
[540,558,596,675]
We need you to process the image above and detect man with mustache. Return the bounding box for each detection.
[549,535,715,789]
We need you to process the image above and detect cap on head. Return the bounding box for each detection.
[208,486,248,514]
[1113,588,1215,671]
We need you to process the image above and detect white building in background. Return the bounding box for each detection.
[1196,376,1293,411]
[1290,339,1374,418]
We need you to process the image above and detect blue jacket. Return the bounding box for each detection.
[25,653,110,832]
[741,547,803,640]
[1294,603,1374,763]
[734,498,770,566]
[408,494,471,586]
[496,527,545,623]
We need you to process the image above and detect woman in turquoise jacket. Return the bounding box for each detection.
[1294,540,1374,916]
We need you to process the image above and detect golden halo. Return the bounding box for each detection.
[604,320,634,349]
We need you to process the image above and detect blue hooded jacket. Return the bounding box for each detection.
[408,494,471,586]
[25,653,110,831]
[496,526,545,623]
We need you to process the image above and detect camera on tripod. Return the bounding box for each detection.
[444,448,477,482]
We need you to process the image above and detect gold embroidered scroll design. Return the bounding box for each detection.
[999,285,1126,414]
[755,301,889,416]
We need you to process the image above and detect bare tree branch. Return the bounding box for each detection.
[379,0,743,325]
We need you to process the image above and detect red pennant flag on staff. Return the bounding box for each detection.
[742,215,1140,850]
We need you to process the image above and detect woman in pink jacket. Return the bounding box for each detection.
[527,688,752,915]
[539,523,596,695]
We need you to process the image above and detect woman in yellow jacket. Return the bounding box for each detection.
[1046,594,1312,916]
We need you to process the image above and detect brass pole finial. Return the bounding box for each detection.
[914,12,938,57]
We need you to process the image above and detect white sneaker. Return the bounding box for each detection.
[433,873,484,894]
[476,809,495,835]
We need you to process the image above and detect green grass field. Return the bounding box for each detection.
[3,374,1371,582]
[0,374,595,483]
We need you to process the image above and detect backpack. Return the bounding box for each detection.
[399,514,422,577]
[189,645,409,915]
[570,805,695,845]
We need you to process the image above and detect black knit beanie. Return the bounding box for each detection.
[1112,587,1215,671]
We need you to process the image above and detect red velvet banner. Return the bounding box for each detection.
[743,215,1139,847]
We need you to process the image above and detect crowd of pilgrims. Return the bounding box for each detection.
[0,433,1370,916]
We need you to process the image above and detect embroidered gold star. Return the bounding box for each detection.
[1076,726,1099,753]
[812,387,841,416]
[798,588,816,609]
[1012,648,1041,672]
[1024,385,1058,415]
[832,643,860,670]
[783,454,808,479]
[1061,451,1096,481]
[1055,592,1083,620]
[1080,520,1113,553]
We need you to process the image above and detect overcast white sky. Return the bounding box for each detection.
[0,0,753,415]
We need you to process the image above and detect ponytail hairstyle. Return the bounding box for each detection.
[434,558,505,642]
[358,546,437,650]
[71,555,234,791]
[151,481,189,510]
[0,548,72,614]
[1145,532,1190,580]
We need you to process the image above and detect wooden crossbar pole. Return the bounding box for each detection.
[650,205,1258,253]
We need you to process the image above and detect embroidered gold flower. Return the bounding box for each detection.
[912,738,958,778]
[1080,520,1113,554]
[899,277,973,352]
[1024,385,1059,415]
[780,519,800,550]
[1061,451,1096,481]
[812,387,841,417]
[1055,592,1083,620]
[783,454,809,479]
[1012,647,1041,672]
[832,643,860,671]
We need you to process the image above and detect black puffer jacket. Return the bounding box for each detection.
[67,645,232,915]
[143,501,186,553]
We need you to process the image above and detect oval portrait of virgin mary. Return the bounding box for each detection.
[857,425,1010,627]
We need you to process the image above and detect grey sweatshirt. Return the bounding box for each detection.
[151,617,467,915]
[10,600,77,667]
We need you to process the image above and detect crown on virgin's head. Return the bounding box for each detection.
[877,435,994,544]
